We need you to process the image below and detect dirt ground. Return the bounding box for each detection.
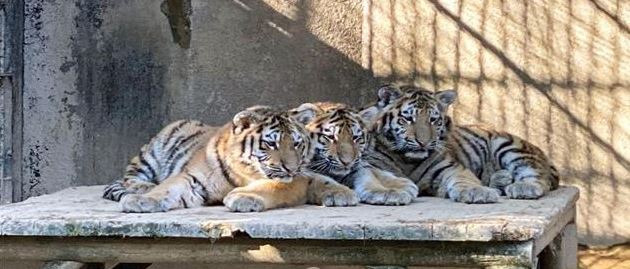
[579,244,630,269]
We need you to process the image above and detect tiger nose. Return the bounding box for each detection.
[282,163,298,175]
[415,139,425,147]
[339,157,353,167]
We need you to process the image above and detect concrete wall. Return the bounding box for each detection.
[21,0,376,197]
[20,0,629,246]
[363,0,629,246]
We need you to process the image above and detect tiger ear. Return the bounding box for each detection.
[359,107,378,124]
[232,105,273,134]
[359,107,382,132]
[288,103,320,125]
[377,85,403,108]
[435,89,457,106]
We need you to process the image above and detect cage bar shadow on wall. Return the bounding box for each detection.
[362,0,629,246]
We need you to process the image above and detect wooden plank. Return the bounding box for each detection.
[0,236,535,267]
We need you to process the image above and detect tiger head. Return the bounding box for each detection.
[360,85,456,160]
[231,105,315,182]
[289,102,369,178]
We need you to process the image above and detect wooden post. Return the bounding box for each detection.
[538,223,578,269]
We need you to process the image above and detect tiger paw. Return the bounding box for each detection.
[489,170,513,190]
[505,182,544,199]
[223,193,266,212]
[320,186,359,207]
[120,194,168,213]
[359,188,414,206]
[388,176,419,198]
[454,186,500,204]
[126,181,157,195]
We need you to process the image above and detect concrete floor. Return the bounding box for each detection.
[579,244,630,269]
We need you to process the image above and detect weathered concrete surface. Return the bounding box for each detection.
[21,0,377,199]
[362,0,629,246]
[0,185,578,242]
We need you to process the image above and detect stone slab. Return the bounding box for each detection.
[0,185,578,241]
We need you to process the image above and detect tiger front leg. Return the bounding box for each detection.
[305,172,358,207]
[353,167,418,206]
[223,177,311,212]
[439,166,500,204]
[121,173,204,213]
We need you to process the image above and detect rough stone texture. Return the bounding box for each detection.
[0,186,578,242]
[20,0,377,199]
[363,0,629,246]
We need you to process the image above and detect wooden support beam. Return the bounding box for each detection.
[538,223,578,269]
[0,236,535,268]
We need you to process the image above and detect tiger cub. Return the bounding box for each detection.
[360,85,559,204]
[290,102,418,206]
[103,105,357,212]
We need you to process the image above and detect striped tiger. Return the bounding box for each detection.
[103,105,357,212]
[290,102,418,205]
[360,85,559,204]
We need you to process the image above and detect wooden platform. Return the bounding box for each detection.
[0,185,579,268]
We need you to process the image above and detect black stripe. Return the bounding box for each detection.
[416,156,444,180]
[131,165,151,179]
[249,135,255,154]
[452,136,473,168]
[458,133,483,163]
[165,121,188,139]
[498,148,526,166]
[457,134,484,177]
[139,155,156,179]
[178,130,203,147]
[459,126,486,143]
[164,131,203,166]
[339,168,360,187]
[508,155,537,166]
[164,135,184,153]
[166,146,193,176]
[459,127,489,159]
[216,137,237,187]
[380,114,388,129]
[494,139,513,156]
[429,163,455,181]
[180,197,189,208]
[240,136,248,157]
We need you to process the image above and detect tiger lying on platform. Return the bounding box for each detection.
[360,85,559,204]
[290,102,418,206]
[103,105,357,212]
